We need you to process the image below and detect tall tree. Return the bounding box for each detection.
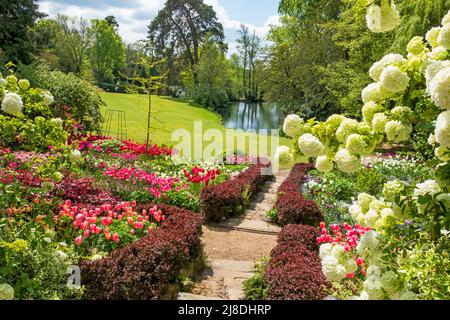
[105,15,119,30]
[0,0,45,64]
[195,36,229,108]
[147,0,225,85]
[88,19,125,83]
[52,15,92,74]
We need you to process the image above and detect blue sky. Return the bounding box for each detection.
[38,0,281,54]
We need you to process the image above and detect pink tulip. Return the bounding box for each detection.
[74,236,83,246]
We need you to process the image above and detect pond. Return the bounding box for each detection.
[219,102,281,133]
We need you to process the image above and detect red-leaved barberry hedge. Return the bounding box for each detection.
[264,224,329,300]
[200,164,273,222]
[273,163,323,226]
[80,203,203,300]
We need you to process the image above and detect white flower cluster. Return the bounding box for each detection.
[349,193,394,230]
[435,110,450,148]
[274,145,294,169]
[41,92,54,106]
[413,180,441,197]
[320,243,358,282]
[282,114,305,138]
[334,148,361,173]
[366,0,400,33]
[1,92,23,116]
[0,283,14,300]
[382,180,405,202]
[384,120,412,143]
[298,133,324,157]
[70,150,82,162]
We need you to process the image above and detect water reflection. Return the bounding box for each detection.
[219,102,280,133]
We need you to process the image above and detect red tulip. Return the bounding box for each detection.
[74,236,83,246]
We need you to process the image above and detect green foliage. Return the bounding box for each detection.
[0,220,82,300]
[0,0,45,64]
[243,258,269,300]
[88,19,125,83]
[28,64,104,131]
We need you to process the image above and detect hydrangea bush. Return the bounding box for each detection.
[275,11,450,300]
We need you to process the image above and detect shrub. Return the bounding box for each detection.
[80,204,203,300]
[278,163,313,194]
[200,164,272,222]
[275,192,323,227]
[277,224,320,252]
[26,64,104,132]
[264,250,330,300]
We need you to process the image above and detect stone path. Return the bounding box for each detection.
[178,170,290,300]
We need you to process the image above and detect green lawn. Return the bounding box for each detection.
[99,92,290,158]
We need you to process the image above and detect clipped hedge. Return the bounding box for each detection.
[264,224,330,300]
[200,164,273,222]
[273,163,323,226]
[80,203,203,300]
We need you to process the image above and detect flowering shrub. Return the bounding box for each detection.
[200,164,272,221]
[80,204,203,300]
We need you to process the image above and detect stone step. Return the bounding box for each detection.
[221,218,281,233]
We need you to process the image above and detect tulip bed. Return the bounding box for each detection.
[0,133,251,300]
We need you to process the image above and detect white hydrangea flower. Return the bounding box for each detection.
[283,114,304,138]
[357,122,372,135]
[336,118,359,143]
[1,92,23,116]
[346,134,369,155]
[437,23,450,49]
[397,291,417,300]
[442,10,450,25]
[0,283,14,300]
[51,118,63,126]
[379,66,410,94]
[349,203,363,220]
[380,271,402,298]
[425,60,450,88]
[70,150,82,162]
[428,134,436,146]
[369,199,391,212]
[319,243,333,259]
[428,67,450,110]
[391,106,412,121]
[414,180,441,197]
[366,0,400,33]
[316,155,334,173]
[42,93,54,106]
[18,79,30,91]
[383,180,404,202]
[407,36,425,56]
[298,133,324,157]
[322,255,348,282]
[358,193,376,212]
[325,114,346,131]
[426,27,441,48]
[334,148,361,173]
[6,75,17,85]
[0,78,7,87]
[385,120,412,143]
[362,82,383,104]
[363,209,379,228]
[407,53,425,72]
[370,54,407,81]
[435,111,450,147]
[435,146,450,162]
[362,102,383,123]
[357,231,380,254]
[274,146,294,169]
[372,113,388,133]
[428,46,449,61]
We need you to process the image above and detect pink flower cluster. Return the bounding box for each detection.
[183,166,221,185]
[120,140,173,156]
[316,222,370,278]
[103,166,178,198]
[59,200,165,247]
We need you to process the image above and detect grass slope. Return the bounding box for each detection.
[100,92,290,158]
